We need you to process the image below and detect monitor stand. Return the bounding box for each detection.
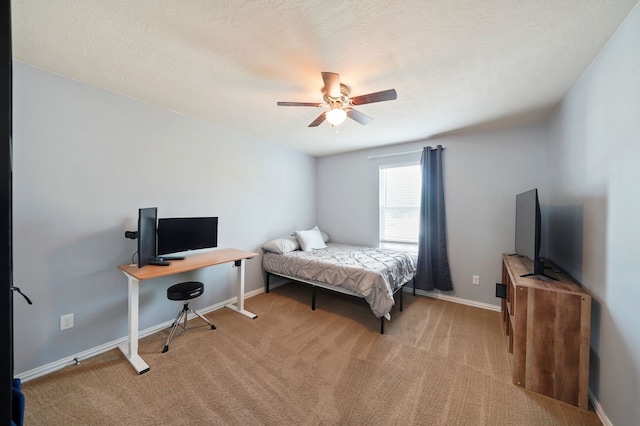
[157,256,185,261]
[147,256,185,266]
[148,259,171,266]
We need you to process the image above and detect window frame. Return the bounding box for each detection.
[378,162,421,253]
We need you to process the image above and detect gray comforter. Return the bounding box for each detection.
[262,243,416,318]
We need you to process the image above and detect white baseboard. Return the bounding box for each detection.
[16,288,265,383]
[589,390,611,426]
[405,287,502,312]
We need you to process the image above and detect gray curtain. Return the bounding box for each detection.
[415,145,453,291]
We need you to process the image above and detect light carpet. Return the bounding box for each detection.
[22,283,601,425]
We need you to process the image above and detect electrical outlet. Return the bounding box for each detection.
[60,313,74,330]
[472,275,480,285]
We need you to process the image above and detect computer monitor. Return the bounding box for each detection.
[157,217,218,256]
[137,207,158,268]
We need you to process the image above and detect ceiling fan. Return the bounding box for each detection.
[277,72,397,128]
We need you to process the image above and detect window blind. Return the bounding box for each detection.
[379,164,421,245]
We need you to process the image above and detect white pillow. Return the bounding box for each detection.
[320,230,330,243]
[294,226,327,251]
[262,236,300,254]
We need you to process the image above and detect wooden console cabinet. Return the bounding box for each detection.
[501,254,591,409]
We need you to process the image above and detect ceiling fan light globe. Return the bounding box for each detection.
[326,108,347,126]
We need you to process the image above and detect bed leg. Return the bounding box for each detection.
[399,286,404,312]
[380,317,384,334]
[413,277,416,296]
[265,273,270,293]
[311,286,316,310]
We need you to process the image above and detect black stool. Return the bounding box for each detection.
[162,281,215,353]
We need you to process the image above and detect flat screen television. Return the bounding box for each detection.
[137,207,158,268]
[514,189,552,278]
[157,217,218,256]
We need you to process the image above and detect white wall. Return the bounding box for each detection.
[546,4,640,425]
[317,123,552,307]
[12,62,317,375]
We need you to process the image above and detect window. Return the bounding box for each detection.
[379,163,421,253]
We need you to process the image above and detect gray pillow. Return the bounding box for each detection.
[262,236,300,254]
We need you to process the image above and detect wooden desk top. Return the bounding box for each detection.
[118,248,259,281]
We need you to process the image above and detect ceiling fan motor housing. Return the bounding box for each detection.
[323,83,351,107]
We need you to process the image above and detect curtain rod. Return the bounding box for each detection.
[368,147,444,160]
[368,150,421,159]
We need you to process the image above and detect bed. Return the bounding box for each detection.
[262,230,416,334]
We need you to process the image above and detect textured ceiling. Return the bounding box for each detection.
[11,0,639,157]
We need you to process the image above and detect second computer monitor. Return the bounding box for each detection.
[157,217,218,256]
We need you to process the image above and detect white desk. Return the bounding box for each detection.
[118,248,258,374]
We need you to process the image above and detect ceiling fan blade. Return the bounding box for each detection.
[308,111,327,127]
[350,89,397,105]
[346,108,373,125]
[277,101,323,107]
[321,72,341,98]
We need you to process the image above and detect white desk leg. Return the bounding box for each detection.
[225,259,257,319]
[118,273,150,374]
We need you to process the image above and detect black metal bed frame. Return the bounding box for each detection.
[265,271,416,334]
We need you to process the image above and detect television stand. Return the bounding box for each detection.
[500,253,591,409]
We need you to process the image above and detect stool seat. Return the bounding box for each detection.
[162,281,215,353]
[167,281,204,301]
